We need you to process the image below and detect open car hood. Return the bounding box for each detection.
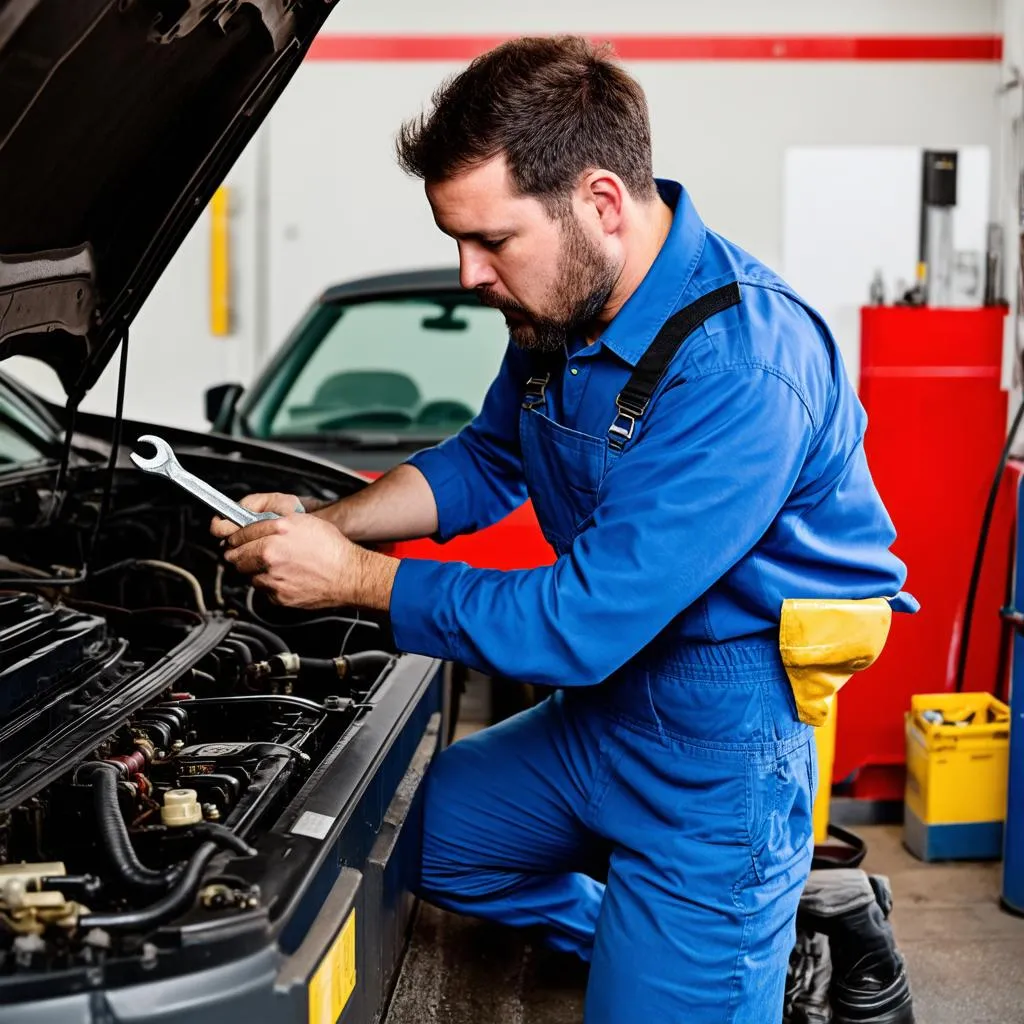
[0,0,337,401]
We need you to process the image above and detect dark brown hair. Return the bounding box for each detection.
[396,35,656,211]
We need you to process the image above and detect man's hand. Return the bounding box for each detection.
[221,512,399,611]
[210,492,311,540]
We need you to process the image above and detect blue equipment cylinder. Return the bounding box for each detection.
[1002,475,1024,912]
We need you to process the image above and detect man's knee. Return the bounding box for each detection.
[419,738,479,895]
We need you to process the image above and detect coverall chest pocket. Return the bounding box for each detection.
[520,408,606,556]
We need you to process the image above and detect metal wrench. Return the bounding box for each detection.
[130,434,294,528]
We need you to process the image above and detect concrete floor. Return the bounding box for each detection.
[385,823,1024,1024]
[863,825,1024,1024]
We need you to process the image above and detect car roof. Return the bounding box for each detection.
[320,268,464,304]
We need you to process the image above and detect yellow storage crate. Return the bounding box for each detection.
[903,692,1010,861]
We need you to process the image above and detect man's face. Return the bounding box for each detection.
[426,156,620,352]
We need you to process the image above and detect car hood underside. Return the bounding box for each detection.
[0,0,338,400]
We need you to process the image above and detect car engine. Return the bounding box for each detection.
[0,447,400,990]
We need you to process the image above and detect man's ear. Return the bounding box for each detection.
[577,170,626,236]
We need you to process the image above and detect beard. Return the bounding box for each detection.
[477,214,620,354]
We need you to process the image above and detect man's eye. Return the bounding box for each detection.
[483,237,509,251]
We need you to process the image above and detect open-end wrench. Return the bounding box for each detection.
[130,434,298,528]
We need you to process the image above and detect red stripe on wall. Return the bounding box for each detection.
[861,366,1003,379]
[306,34,1003,63]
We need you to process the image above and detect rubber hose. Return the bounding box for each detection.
[190,668,217,688]
[42,874,103,901]
[106,751,146,777]
[344,651,393,681]
[156,704,190,730]
[79,841,218,931]
[265,651,392,684]
[135,707,187,737]
[218,637,253,665]
[234,633,268,662]
[293,658,339,681]
[229,620,289,656]
[191,821,257,857]
[87,763,180,893]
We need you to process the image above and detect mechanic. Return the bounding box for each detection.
[212,36,916,1024]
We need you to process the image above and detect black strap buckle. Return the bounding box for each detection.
[609,396,642,441]
[522,373,550,410]
[605,282,742,451]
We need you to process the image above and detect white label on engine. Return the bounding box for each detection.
[290,811,336,840]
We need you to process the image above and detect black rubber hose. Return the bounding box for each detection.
[157,704,190,731]
[344,651,394,681]
[42,874,103,901]
[79,841,218,932]
[264,651,393,684]
[190,668,217,688]
[191,821,257,857]
[218,637,253,666]
[235,633,269,662]
[291,657,341,682]
[229,619,289,655]
[955,396,1024,692]
[85,763,180,894]
[134,708,187,738]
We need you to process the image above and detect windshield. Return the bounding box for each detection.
[243,290,508,441]
[0,373,57,471]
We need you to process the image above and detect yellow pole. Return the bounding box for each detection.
[812,696,837,843]
[209,187,231,336]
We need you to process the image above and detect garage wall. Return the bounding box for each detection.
[13,0,1006,430]
[997,0,1024,402]
[265,0,1004,346]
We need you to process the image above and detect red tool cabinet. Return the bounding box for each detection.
[835,305,1013,800]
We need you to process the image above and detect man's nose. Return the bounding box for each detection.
[458,245,497,291]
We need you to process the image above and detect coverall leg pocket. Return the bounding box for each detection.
[584,646,814,1023]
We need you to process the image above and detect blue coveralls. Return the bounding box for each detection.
[388,179,916,1022]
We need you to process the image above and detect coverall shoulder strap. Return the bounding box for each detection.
[521,352,563,410]
[608,281,741,449]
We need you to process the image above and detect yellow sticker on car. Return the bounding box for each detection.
[308,909,356,1024]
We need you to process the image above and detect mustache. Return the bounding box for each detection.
[476,288,530,318]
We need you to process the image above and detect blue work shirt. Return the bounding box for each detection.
[389,179,916,687]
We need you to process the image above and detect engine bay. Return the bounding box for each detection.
[0,449,400,986]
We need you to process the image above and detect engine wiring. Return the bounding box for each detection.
[0,564,90,588]
[244,585,380,641]
[0,557,208,610]
[0,418,406,962]
[67,598,206,626]
[0,558,52,579]
[214,562,226,608]
[340,609,361,656]
[131,559,207,614]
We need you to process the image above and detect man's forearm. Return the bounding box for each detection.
[349,546,401,612]
[313,463,439,544]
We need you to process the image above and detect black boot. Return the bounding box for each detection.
[783,930,831,1024]
[798,870,915,1024]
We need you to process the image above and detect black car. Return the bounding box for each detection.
[206,269,507,473]
[0,5,445,1021]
